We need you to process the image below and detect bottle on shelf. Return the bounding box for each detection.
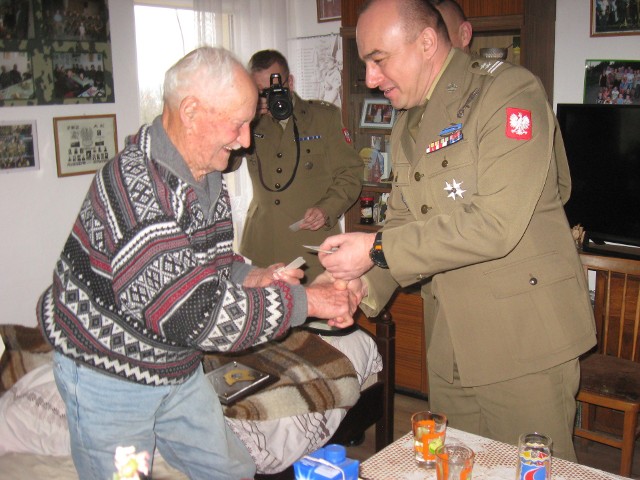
[360,196,374,224]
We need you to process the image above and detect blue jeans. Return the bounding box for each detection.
[53,352,255,480]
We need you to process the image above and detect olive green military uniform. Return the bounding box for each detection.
[232,93,362,282]
[359,49,596,459]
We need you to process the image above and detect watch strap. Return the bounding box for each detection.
[369,231,388,269]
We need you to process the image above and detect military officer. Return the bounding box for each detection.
[228,50,362,283]
[319,0,596,461]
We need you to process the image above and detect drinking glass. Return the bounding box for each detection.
[435,443,474,480]
[516,432,552,480]
[411,411,447,466]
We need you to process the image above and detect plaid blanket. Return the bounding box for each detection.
[203,329,359,421]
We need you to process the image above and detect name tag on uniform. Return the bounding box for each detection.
[297,135,322,142]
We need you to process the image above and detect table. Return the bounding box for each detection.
[360,428,629,480]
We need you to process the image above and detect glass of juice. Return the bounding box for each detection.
[411,411,447,467]
[435,443,474,479]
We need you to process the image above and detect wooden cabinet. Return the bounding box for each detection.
[357,289,427,396]
[340,0,556,398]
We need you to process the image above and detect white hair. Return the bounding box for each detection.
[162,46,243,108]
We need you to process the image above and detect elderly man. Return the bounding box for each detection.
[318,0,595,461]
[37,47,358,480]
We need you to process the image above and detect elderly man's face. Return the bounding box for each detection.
[190,67,257,174]
[357,0,432,110]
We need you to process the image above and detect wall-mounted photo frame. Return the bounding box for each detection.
[0,51,35,101]
[53,114,118,177]
[591,0,640,37]
[316,0,341,23]
[0,0,114,106]
[0,120,39,173]
[583,59,640,104]
[51,52,108,100]
[360,98,396,129]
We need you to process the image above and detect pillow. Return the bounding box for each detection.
[0,350,53,393]
[0,324,53,393]
[0,362,70,456]
[321,329,383,386]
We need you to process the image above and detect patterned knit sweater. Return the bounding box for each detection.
[37,121,305,386]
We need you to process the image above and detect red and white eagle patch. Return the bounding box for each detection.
[342,128,352,144]
[505,107,532,140]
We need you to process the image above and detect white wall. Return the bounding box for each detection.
[288,0,340,38]
[0,0,140,326]
[554,0,640,106]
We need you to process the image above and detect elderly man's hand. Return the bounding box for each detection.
[243,264,304,288]
[305,280,355,328]
[309,271,366,327]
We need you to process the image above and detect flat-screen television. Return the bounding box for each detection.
[556,103,640,256]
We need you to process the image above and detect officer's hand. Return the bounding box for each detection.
[319,232,376,280]
[300,207,328,231]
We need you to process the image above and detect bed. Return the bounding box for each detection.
[0,310,395,479]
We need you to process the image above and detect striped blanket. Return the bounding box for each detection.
[203,328,359,421]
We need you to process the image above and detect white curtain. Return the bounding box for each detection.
[193,0,289,249]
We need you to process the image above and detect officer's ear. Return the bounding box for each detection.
[459,21,473,52]
[288,73,295,92]
[420,27,439,59]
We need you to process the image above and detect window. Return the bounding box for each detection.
[134,3,231,124]
[134,2,243,249]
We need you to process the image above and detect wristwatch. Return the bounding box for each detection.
[369,231,388,269]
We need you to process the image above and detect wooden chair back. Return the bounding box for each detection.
[580,252,640,361]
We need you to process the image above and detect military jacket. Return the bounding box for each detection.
[232,93,362,282]
[361,49,596,386]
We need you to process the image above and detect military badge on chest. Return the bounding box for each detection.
[425,123,463,154]
[444,179,466,200]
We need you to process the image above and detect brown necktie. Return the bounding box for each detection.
[406,103,427,142]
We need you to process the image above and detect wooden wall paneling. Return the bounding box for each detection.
[455,0,523,17]
[356,291,427,396]
[522,0,556,102]
[341,0,366,27]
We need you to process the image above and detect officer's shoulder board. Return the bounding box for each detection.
[468,57,511,77]
[308,99,340,112]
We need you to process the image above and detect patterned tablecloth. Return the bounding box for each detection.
[360,428,628,480]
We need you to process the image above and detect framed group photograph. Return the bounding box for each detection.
[0,51,35,101]
[53,114,118,177]
[0,0,114,106]
[591,0,640,37]
[583,59,640,104]
[316,0,341,22]
[360,98,396,129]
[0,121,39,173]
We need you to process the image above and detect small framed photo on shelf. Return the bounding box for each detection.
[583,59,640,104]
[591,0,640,37]
[360,98,396,129]
[54,114,118,177]
[0,121,39,173]
[316,0,341,23]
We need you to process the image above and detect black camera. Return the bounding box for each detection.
[260,73,293,120]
